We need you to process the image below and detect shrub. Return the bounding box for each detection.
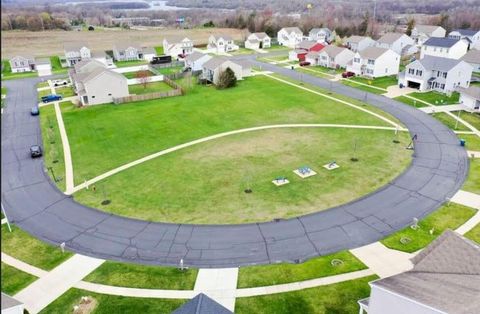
[217,67,237,89]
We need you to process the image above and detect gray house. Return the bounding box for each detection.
[462,49,480,73]
[113,43,142,61]
[9,55,35,73]
[64,43,91,67]
[359,230,480,314]
[308,28,334,43]
[399,55,473,94]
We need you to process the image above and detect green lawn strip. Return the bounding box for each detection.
[73,128,411,224]
[296,67,333,79]
[471,81,480,86]
[431,112,470,131]
[128,81,174,95]
[114,60,149,68]
[465,223,480,244]
[63,75,401,185]
[238,251,367,288]
[394,95,429,108]
[460,134,480,151]
[1,86,6,95]
[39,288,186,314]
[38,88,52,100]
[267,45,291,52]
[1,224,73,270]
[84,261,197,290]
[40,103,66,192]
[381,203,477,253]
[50,56,68,74]
[154,46,164,55]
[452,111,480,131]
[462,157,480,194]
[1,262,37,295]
[349,75,397,89]
[230,48,255,55]
[157,66,183,76]
[37,81,49,89]
[341,79,386,95]
[54,86,75,98]
[409,91,460,106]
[123,70,155,79]
[258,55,289,62]
[235,275,377,314]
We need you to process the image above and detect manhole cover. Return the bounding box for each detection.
[331,259,344,266]
[400,237,411,244]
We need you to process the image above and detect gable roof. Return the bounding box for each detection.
[172,293,233,314]
[186,51,210,63]
[74,59,106,73]
[36,57,51,65]
[371,230,480,314]
[423,37,461,48]
[309,28,331,35]
[249,32,269,40]
[79,67,125,85]
[359,47,390,59]
[321,45,349,57]
[415,24,444,35]
[450,29,479,36]
[142,47,156,55]
[10,55,35,61]
[114,43,141,51]
[346,35,372,44]
[416,55,463,72]
[462,49,480,64]
[377,32,405,45]
[64,42,89,52]
[458,86,480,100]
[203,57,228,70]
[212,34,232,41]
[280,27,303,35]
[1,293,23,310]
[297,40,321,50]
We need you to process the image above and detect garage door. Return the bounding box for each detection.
[37,65,52,77]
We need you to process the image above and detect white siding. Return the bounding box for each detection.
[420,41,468,59]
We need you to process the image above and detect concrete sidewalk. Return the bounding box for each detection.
[194,268,238,312]
[15,254,104,314]
[419,104,469,114]
[451,190,480,210]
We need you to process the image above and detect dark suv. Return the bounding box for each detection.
[30,145,43,158]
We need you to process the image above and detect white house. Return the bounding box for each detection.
[142,47,157,62]
[345,35,376,52]
[9,55,35,72]
[346,47,400,78]
[359,230,480,314]
[1,293,24,314]
[411,25,446,46]
[448,29,480,50]
[163,37,194,57]
[376,32,416,56]
[64,43,91,67]
[35,58,52,76]
[462,49,480,72]
[308,28,334,44]
[420,37,468,59]
[184,51,212,72]
[207,35,239,54]
[91,51,114,68]
[398,55,472,94]
[458,86,480,111]
[245,32,271,50]
[277,27,304,48]
[313,45,355,69]
[201,57,250,85]
[113,43,142,61]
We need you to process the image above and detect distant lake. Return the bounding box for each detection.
[60,0,187,11]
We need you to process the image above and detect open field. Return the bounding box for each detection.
[381,203,477,252]
[128,81,174,94]
[1,28,247,58]
[73,127,411,224]
[1,262,37,295]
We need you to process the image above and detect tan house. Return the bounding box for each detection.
[201,57,250,85]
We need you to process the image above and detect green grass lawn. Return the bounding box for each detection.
[258,55,289,62]
[54,86,75,98]
[123,70,155,79]
[128,81,174,95]
[452,111,480,130]
[154,46,164,55]
[462,157,480,194]
[235,275,377,314]
[238,251,366,288]
[465,223,480,244]
[1,224,73,270]
[73,127,411,224]
[297,67,335,79]
[37,81,49,89]
[394,96,429,108]
[50,56,68,74]
[40,288,186,314]
[114,60,149,68]
[40,103,66,192]
[460,134,480,151]
[267,45,292,52]
[84,261,197,290]
[342,79,386,95]
[38,88,52,100]
[471,81,480,86]
[409,91,460,106]
[349,75,398,89]
[1,262,37,295]
[157,66,183,76]
[1,60,38,80]
[1,86,6,95]
[382,203,477,252]
[230,47,256,55]
[431,112,470,131]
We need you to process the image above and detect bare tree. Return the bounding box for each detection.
[135,70,151,90]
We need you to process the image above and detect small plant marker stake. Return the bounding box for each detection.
[60,242,65,253]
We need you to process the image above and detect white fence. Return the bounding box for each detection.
[127,75,164,85]
[113,65,150,73]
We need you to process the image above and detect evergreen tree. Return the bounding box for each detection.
[406,18,415,36]
[217,67,237,89]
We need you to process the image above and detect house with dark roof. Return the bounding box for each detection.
[64,43,91,67]
[245,32,271,50]
[345,35,376,52]
[277,27,304,48]
[308,28,335,44]
[346,47,400,78]
[399,55,473,93]
[461,49,480,73]
[172,293,233,314]
[420,37,468,60]
[307,45,354,69]
[448,29,480,50]
[207,35,239,54]
[411,25,446,46]
[288,40,325,62]
[358,230,480,314]
[459,85,480,111]
[376,32,416,56]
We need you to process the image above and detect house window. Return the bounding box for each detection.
[92,96,96,98]
[354,58,360,63]
[408,69,415,74]
[441,84,445,89]
[443,72,447,78]
[367,59,375,65]
[108,93,112,96]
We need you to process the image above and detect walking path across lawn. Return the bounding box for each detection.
[419,104,471,114]
[53,101,74,194]
[194,268,238,311]
[68,123,407,194]
[1,252,48,278]
[14,254,105,314]
[467,150,480,158]
[1,218,6,225]
[451,190,480,211]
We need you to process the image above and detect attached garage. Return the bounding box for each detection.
[36,58,52,77]
[407,80,421,89]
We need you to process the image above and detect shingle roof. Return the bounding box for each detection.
[73,59,106,73]
[458,86,480,100]
[142,47,156,55]
[462,49,480,64]
[35,58,51,65]
[371,230,480,314]
[11,55,35,61]
[1,293,23,310]
[451,29,479,36]
[377,32,404,45]
[64,42,89,52]
[321,45,349,57]
[212,34,232,41]
[297,40,319,50]
[281,27,303,35]
[172,293,233,314]
[203,57,228,70]
[309,28,331,36]
[249,32,269,40]
[346,35,371,43]
[415,24,444,35]
[416,55,463,72]
[424,37,461,48]
[78,67,125,84]
[186,51,209,62]
[359,47,390,59]
[114,43,141,51]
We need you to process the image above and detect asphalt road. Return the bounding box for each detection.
[1,63,468,268]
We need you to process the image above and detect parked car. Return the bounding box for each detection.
[52,79,69,86]
[342,71,355,78]
[30,145,42,158]
[41,94,62,103]
[177,53,186,59]
[30,106,39,116]
[299,61,311,66]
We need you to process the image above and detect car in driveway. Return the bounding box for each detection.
[31,106,39,116]
[30,145,43,158]
[52,79,69,86]
[342,71,355,78]
[41,94,62,103]
[299,61,311,66]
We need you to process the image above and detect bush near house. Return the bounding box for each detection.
[217,67,237,89]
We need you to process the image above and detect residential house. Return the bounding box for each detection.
[346,47,400,78]
[288,40,325,61]
[35,58,52,76]
[458,86,480,111]
[69,59,128,106]
[9,55,35,72]
[345,35,376,52]
[448,29,480,49]
[311,46,355,69]
[244,32,271,50]
[201,57,250,85]
[113,43,142,61]
[142,47,157,62]
[207,35,239,54]
[184,51,212,72]
[420,37,468,59]
[462,49,480,72]
[64,43,91,67]
[308,28,334,44]
[376,32,417,56]
[91,51,114,68]
[163,37,194,57]
[398,55,472,93]
[411,25,446,46]
[358,230,480,314]
[172,293,233,314]
[1,293,24,314]
[277,27,304,48]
